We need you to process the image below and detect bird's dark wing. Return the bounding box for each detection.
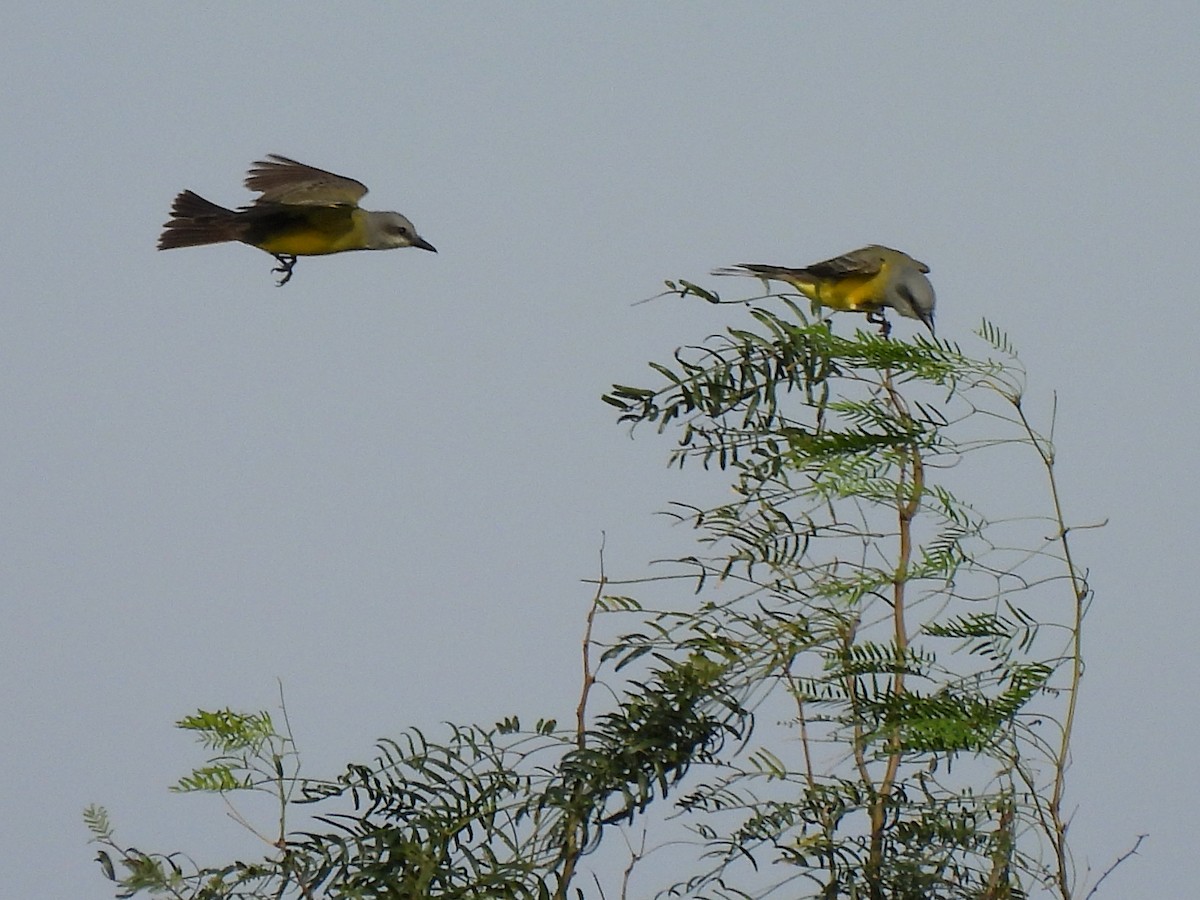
[244,155,369,207]
[803,246,886,280]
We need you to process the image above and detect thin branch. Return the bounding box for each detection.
[575,534,606,748]
[1013,397,1089,898]
[1084,834,1147,900]
[556,533,609,900]
[618,829,648,900]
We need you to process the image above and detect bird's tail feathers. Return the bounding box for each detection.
[711,264,815,284]
[158,191,244,250]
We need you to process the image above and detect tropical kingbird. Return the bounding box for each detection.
[158,155,436,285]
[713,245,936,334]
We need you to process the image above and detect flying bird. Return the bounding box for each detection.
[714,245,936,334]
[159,155,436,285]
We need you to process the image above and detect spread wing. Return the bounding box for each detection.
[244,155,369,207]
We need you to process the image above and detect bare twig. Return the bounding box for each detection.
[555,534,609,899]
[575,535,606,748]
[618,829,648,900]
[1013,397,1089,898]
[1084,834,1147,900]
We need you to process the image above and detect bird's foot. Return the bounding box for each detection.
[271,254,298,287]
[866,310,892,338]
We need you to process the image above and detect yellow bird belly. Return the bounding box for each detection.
[248,207,366,256]
[808,268,890,312]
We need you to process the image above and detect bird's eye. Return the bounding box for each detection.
[388,224,410,236]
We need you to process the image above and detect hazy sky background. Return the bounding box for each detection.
[2,4,1196,897]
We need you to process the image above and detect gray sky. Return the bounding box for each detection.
[2,4,1196,897]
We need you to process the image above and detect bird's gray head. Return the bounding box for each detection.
[364,211,437,253]
[887,269,936,335]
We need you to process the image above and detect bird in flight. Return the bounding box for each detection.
[714,245,936,335]
[159,155,436,285]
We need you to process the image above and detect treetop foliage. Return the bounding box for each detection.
[88,281,1110,899]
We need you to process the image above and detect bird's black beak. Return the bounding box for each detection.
[412,235,437,253]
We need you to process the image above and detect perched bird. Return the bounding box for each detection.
[158,155,436,285]
[713,245,936,334]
